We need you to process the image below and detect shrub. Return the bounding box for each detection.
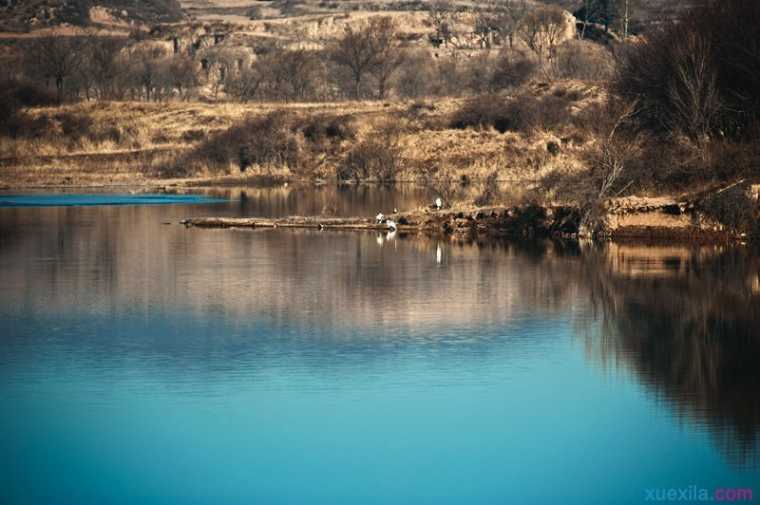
[449,95,514,133]
[552,40,614,81]
[450,93,573,133]
[181,129,206,143]
[701,185,757,233]
[175,111,303,174]
[302,114,356,147]
[546,141,561,156]
[338,129,402,183]
[168,111,357,176]
[56,112,94,138]
[233,112,303,171]
[490,49,537,91]
[0,78,56,137]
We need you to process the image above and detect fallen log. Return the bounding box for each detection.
[181,216,414,232]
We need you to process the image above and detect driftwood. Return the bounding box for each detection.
[181,216,413,232]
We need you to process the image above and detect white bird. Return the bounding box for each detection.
[434,197,443,210]
[386,219,397,231]
[376,213,385,224]
[393,207,398,213]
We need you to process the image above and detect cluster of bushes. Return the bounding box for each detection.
[165,110,411,183]
[450,91,574,134]
[551,40,615,81]
[338,126,403,183]
[0,78,56,138]
[168,111,356,176]
[1,99,151,155]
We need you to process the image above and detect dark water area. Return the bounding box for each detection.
[1,187,758,504]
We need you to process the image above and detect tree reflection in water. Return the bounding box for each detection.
[580,244,760,468]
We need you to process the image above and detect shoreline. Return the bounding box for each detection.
[2,179,755,244]
[182,201,751,245]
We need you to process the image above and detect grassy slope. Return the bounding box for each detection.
[0,80,601,190]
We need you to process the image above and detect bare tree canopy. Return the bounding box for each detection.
[331,17,404,99]
[25,34,87,103]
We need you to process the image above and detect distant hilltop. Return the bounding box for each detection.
[0,0,184,33]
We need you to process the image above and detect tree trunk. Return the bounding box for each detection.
[353,74,361,100]
[580,0,590,39]
[55,76,64,104]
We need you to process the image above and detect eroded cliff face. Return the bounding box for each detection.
[602,185,759,243]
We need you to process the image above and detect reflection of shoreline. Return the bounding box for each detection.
[580,244,760,468]
[0,217,585,332]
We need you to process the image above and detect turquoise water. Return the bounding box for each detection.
[0,192,758,504]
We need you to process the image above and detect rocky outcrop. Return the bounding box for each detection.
[602,185,758,242]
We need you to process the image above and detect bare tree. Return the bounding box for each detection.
[247,49,285,101]
[81,36,128,100]
[518,8,544,59]
[368,18,405,99]
[474,12,496,49]
[620,0,635,38]
[331,17,401,99]
[231,46,323,102]
[542,6,567,60]
[26,33,86,103]
[225,63,265,101]
[167,56,199,100]
[201,47,238,99]
[666,32,721,146]
[277,48,324,101]
[493,0,529,49]
[578,0,597,39]
[427,0,457,47]
[128,45,169,101]
[519,5,566,62]
[331,23,377,99]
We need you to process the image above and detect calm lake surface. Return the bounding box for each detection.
[1,187,758,504]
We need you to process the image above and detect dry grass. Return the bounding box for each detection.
[1,80,601,191]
